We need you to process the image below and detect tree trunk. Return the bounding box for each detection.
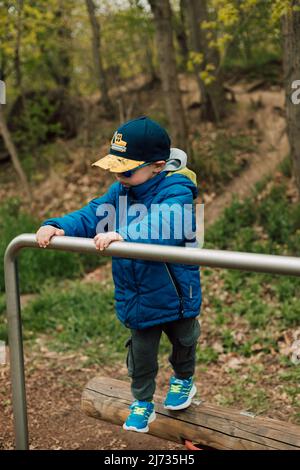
[173,0,189,70]
[184,0,225,122]
[0,105,31,202]
[54,6,72,89]
[282,5,300,197]
[14,0,24,91]
[85,0,114,117]
[148,0,188,151]
[144,36,158,83]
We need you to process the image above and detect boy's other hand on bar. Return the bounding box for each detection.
[94,232,124,251]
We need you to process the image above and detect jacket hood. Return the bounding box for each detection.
[163,147,197,185]
[162,148,187,171]
[163,147,198,199]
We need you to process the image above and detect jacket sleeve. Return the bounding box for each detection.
[41,182,119,238]
[116,185,196,246]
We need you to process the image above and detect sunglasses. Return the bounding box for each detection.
[120,162,153,178]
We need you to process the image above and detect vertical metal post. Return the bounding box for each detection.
[4,250,28,450]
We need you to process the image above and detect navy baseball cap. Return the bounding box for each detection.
[92,116,171,172]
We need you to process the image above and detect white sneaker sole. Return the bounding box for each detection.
[164,384,197,410]
[123,411,156,433]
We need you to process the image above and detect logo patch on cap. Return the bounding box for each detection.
[111,132,127,153]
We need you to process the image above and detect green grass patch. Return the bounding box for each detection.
[204,177,300,358]
[0,281,125,363]
[216,366,270,414]
[206,181,300,255]
[0,280,183,364]
[196,346,219,364]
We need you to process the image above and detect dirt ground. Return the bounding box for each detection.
[0,345,184,450]
[1,313,299,451]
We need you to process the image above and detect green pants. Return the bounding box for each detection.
[125,317,201,402]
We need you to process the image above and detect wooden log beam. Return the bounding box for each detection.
[81,376,300,450]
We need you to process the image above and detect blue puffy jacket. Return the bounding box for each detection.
[42,168,202,329]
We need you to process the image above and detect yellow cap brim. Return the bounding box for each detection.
[92,154,145,173]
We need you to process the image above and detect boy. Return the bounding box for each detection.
[36,116,202,433]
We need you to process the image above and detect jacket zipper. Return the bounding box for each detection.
[164,262,184,318]
[131,260,140,327]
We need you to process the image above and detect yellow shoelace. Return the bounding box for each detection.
[170,384,183,393]
[133,406,147,415]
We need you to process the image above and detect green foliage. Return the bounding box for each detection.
[13,95,62,155]
[271,0,298,23]
[187,51,204,73]
[193,131,255,191]
[101,5,154,80]
[0,0,289,116]
[223,49,281,83]
[204,0,282,75]
[0,198,105,295]
[0,1,73,87]
[279,156,293,178]
[205,177,300,353]
[205,197,257,250]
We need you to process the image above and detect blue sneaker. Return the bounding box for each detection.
[164,376,197,410]
[123,400,156,433]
